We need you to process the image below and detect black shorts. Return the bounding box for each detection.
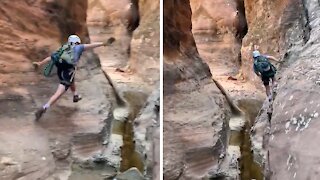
[261,67,276,86]
[57,67,75,90]
[261,75,274,86]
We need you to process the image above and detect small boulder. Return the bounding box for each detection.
[1,157,18,166]
[115,167,144,180]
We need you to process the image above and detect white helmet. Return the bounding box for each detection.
[252,50,261,58]
[68,35,81,45]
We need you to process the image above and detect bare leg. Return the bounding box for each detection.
[46,84,67,107]
[35,84,66,120]
[70,82,78,96]
[271,77,275,89]
[265,84,271,97]
[70,82,82,102]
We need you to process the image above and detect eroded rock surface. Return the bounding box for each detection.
[245,0,320,179]
[0,1,117,179]
[133,88,160,179]
[163,0,232,179]
[190,0,247,77]
[165,0,320,180]
[128,0,160,84]
[87,1,160,179]
[240,0,309,85]
[87,0,135,63]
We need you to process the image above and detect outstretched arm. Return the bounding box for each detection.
[83,43,105,51]
[83,37,116,51]
[33,56,51,67]
[266,55,282,63]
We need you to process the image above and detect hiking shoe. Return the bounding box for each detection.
[35,107,46,121]
[73,95,82,103]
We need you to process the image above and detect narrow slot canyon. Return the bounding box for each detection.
[191,0,265,178]
[164,0,320,179]
[164,0,265,179]
[230,99,264,180]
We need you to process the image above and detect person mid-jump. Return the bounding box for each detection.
[33,35,115,120]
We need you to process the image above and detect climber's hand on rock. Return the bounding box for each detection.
[32,62,40,70]
[103,37,116,46]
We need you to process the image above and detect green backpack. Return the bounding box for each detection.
[254,56,276,77]
[43,44,74,77]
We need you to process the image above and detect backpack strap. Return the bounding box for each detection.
[43,44,69,77]
[58,44,69,56]
[59,44,75,65]
[270,63,277,72]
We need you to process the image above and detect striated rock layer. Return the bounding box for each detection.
[163,0,232,179]
[190,0,247,77]
[87,1,160,178]
[128,0,160,84]
[0,0,115,179]
[133,88,160,179]
[246,0,320,179]
[240,0,309,85]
